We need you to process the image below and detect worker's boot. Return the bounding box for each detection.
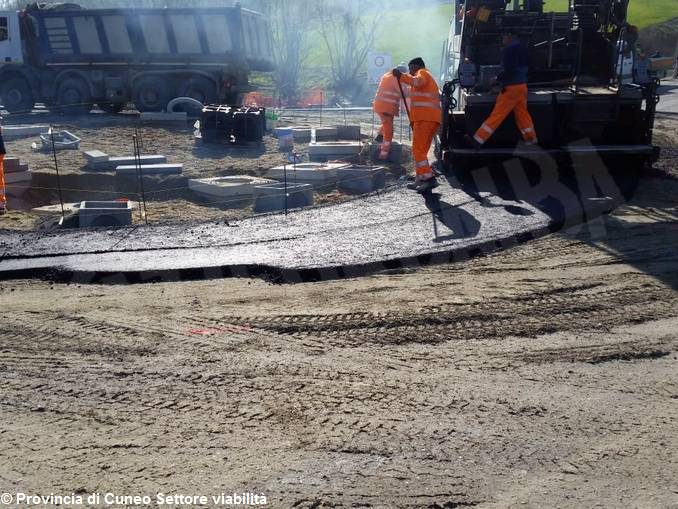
[463,134,483,149]
[378,141,391,160]
[407,176,439,192]
[519,138,539,149]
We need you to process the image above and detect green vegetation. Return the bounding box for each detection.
[308,0,676,78]
[543,0,678,27]
[374,3,455,74]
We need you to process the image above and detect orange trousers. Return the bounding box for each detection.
[0,154,5,209]
[473,83,537,145]
[377,112,394,158]
[412,120,439,179]
[377,112,394,143]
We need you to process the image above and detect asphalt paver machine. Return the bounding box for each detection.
[437,0,660,170]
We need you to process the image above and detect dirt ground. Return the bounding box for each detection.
[0,109,402,231]
[0,116,676,507]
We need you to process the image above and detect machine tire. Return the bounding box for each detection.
[133,77,171,112]
[1,77,35,114]
[56,78,92,114]
[179,77,217,105]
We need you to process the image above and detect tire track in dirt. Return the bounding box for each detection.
[508,338,676,365]
[181,282,676,354]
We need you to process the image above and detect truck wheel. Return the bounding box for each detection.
[1,78,35,113]
[133,77,170,112]
[179,77,217,105]
[56,78,92,114]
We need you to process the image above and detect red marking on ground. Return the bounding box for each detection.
[187,325,253,336]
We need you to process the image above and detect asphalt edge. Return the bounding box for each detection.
[0,200,612,285]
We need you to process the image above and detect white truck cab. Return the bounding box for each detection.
[0,12,23,65]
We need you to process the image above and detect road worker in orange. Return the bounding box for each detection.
[0,118,6,215]
[373,63,408,160]
[467,31,537,148]
[393,57,441,192]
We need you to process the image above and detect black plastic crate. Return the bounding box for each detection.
[200,105,266,144]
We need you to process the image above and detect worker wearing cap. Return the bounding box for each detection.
[373,63,408,160]
[468,31,537,148]
[393,57,441,192]
[0,118,6,214]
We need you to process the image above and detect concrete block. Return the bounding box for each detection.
[309,141,362,162]
[188,176,275,204]
[116,163,183,176]
[2,156,21,171]
[1,125,48,139]
[299,127,337,142]
[32,202,82,216]
[253,183,314,213]
[90,155,167,171]
[273,126,338,142]
[33,201,136,216]
[39,130,80,150]
[78,200,133,228]
[336,165,386,194]
[84,150,109,165]
[313,127,339,140]
[370,141,404,163]
[336,125,361,140]
[139,111,187,122]
[265,162,350,189]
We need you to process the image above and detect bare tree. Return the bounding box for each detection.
[259,0,316,103]
[315,0,383,103]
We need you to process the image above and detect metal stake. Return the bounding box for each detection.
[49,125,66,220]
[283,160,288,216]
[133,131,148,224]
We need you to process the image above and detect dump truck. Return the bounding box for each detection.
[0,3,274,113]
[437,0,660,169]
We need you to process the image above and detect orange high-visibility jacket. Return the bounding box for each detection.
[398,68,441,124]
[373,71,406,117]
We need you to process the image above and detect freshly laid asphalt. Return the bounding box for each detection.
[0,161,633,283]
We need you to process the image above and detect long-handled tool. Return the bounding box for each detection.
[395,74,412,129]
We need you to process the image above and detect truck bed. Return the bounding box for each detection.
[26,6,274,71]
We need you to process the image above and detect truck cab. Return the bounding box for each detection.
[0,11,23,65]
[0,11,24,65]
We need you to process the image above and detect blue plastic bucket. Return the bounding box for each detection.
[278,128,294,151]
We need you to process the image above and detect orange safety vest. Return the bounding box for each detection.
[373,71,405,117]
[398,68,441,124]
